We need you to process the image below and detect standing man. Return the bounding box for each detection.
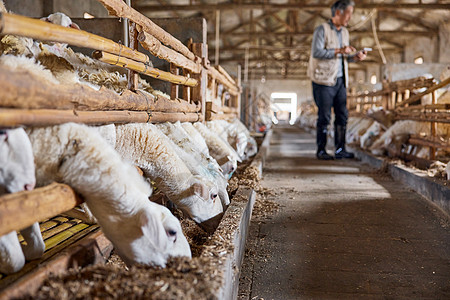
[308,0,367,160]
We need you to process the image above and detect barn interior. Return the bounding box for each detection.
[0,0,449,299]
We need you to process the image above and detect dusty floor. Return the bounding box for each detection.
[238,125,450,300]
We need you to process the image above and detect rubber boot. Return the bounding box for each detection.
[316,126,334,160]
[334,125,354,159]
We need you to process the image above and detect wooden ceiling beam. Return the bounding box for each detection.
[215,30,431,38]
[136,3,450,12]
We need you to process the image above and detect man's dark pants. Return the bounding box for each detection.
[312,77,348,153]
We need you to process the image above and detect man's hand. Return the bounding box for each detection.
[354,50,367,61]
[335,45,356,55]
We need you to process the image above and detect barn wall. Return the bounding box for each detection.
[439,22,450,63]
[404,36,437,63]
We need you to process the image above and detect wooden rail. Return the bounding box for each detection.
[0,108,203,127]
[0,13,149,65]
[0,183,83,236]
[93,51,198,87]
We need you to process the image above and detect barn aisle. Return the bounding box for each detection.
[239,124,450,300]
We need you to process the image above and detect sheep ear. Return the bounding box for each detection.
[70,22,80,30]
[139,209,166,250]
[192,182,209,201]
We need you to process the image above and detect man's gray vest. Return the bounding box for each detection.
[308,22,350,87]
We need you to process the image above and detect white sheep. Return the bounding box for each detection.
[156,122,230,208]
[193,122,241,178]
[360,121,382,149]
[114,123,223,224]
[27,123,191,267]
[181,122,210,155]
[369,120,431,156]
[206,120,248,161]
[0,128,45,274]
[346,117,374,145]
[230,118,258,159]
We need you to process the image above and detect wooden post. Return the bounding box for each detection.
[170,63,180,99]
[191,42,207,122]
[127,21,139,92]
[430,90,437,160]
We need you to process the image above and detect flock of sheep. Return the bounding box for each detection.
[0,118,257,274]
[296,105,450,179]
[0,7,258,277]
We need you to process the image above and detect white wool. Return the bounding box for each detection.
[207,120,248,160]
[0,0,6,13]
[181,122,210,155]
[230,118,258,159]
[115,123,223,224]
[0,54,58,84]
[193,122,240,178]
[369,120,431,154]
[446,162,450,181]
[27,123,190,267]
[45,12,73,28]
[156,122,229,208]
[0,128,44,274]
[346,118,374,144]
[360,121,382,149]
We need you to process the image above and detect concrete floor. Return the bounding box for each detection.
[238,125,450,300]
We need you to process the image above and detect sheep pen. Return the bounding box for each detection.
[0,130,274,300]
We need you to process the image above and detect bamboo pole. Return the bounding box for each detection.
[0,183,83,236]
[0,12,149,65]
[137,31,201,74]
[0,66,200,112]
[93,51,198,87]
[97,0,196,61]
[0,108,203,127]
[396,77,450,107]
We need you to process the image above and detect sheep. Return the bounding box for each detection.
[114,123,223,224]
[230,118,258,159]
[360,121,382,149]
[0,128,45,274]
[155,122,230,208]
[181,122,210,155]
[346,117,374,145]
[26,123,191,267]
[369,120,431,156]
[206,120,248,160]
[193,122,241,178]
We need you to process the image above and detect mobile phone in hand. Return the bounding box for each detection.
[363,47,372,52]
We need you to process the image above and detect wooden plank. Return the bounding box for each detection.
[207,66,239,96]
[0,108,203,127]
[138,31,201,73]
[92,51,198,87]
[0,183,83,236]
[216,65,236,85]
[408,136,450,151]
[0,13,149,64]
[397,77,450,107]
[96,0,196,61]
[0,65,200,112]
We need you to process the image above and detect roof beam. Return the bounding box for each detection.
[215,30,431,38]
[136,3,450,12]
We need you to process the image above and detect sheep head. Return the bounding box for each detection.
[175,175,223,224]
[0,128,35,194]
